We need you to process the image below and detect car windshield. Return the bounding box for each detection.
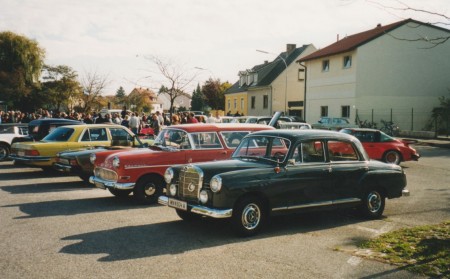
[154,129,190,149]
[42,127,75,142]
[232,135,290,163]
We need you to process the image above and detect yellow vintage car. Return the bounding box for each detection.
[10,124,149,170]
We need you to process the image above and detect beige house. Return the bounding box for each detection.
[225,44,316,118]
[299,19,450,131]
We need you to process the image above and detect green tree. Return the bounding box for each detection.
[41,65,81,112]
[0,31,45,110]
[191,83,206,111]
[115,86,127,107]
[202,78,231,110]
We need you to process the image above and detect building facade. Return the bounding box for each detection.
[225,44,316,118]
[299,19,450,131]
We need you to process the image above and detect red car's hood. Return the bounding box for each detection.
[97,146,180,169]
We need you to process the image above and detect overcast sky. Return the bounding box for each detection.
[1,0,448,95]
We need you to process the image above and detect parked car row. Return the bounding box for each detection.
[5,113,411,237]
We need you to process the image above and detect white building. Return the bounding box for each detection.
[299,19,450,131]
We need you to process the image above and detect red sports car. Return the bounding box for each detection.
[340,128,419,165]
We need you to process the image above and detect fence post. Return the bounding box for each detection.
[371,109,374,124]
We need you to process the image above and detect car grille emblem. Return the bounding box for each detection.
[187,182,196,192]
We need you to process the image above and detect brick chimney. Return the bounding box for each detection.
[286,44,296,55]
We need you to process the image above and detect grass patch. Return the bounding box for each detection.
[359,221,449,278]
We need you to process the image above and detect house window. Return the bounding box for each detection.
[251,96,256,109]
[239,76,245,86]
[263,95,268,109]
[322,60,330,72]
[253,73,258,85]
[233,99,237,109]
[227,100,231,110]
[321,106,328,117]
[341,105,350,118]
[241,98,244,110]
[298,68,305,80]
[343,56,352,68]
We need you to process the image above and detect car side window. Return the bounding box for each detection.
[190,132,222,149]
[300,141,325,163]
[82,128,108,142]
[220,131,250,148]
[327,140,359,161]
[110,128,133,146]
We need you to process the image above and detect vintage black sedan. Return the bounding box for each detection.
[159,129,409,237]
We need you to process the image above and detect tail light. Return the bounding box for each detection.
[26,150,40,156]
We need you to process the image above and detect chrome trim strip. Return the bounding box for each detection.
[272,198,361,212]
[89,176,135,190]
[124,164,172,170]
[9,155,52,162]
[158,195,232,219]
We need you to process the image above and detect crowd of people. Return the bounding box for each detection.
[0,108,223,136]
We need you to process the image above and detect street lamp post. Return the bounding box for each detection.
[256,49,288,115]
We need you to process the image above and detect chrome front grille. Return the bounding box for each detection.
[94,167,118,181]
[178,165,203,200]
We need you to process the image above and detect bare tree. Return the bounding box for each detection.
[145,56,197,116]
[80,71,110,113]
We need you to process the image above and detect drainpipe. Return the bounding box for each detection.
[298,63,307,122]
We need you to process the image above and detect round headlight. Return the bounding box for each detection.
[169,184,177,196]
[199,190,208,204]
[210,175,222,193]
[90,153,96,164]
[164,168,174,184]
[112,156,120,168]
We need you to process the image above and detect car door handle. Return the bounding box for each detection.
[360,167,369,171]
[221,151,227,155]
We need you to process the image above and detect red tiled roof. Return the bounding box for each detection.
[298,19,411,62]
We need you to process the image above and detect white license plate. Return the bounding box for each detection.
[18,151,25,156]
[168,198,187,211]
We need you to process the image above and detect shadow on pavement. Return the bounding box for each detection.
[59,209,364,262]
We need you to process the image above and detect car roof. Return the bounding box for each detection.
[60,123,126,129]
[165,123,275,133]
[341,128,379,132]
[28,118,82,125]
[248,129,357,142]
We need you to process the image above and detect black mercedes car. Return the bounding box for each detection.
[159,129,409,237]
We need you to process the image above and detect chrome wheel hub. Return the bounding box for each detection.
[241,203,261,230]
[367,192,381,213]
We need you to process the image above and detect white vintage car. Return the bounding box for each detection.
[0,123,29,161]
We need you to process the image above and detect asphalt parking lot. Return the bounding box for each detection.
[0,144,449,279]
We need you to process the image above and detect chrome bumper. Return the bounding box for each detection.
[158,196,233,219]
[53,163,73,172]
[9,154,51,162]
[402,189,410,197]
[89,176,136,190]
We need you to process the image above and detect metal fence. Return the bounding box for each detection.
[355,108,448,136]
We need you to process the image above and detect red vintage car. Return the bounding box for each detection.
[89,123,275,204]
[340,128,419,164]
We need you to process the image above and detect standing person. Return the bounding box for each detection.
[207,112,222,123]
[128,113,140,134]
[156,111,164,127]
[121,106,127,119]
[121,115,129,127]
[83,113,94,124]
[150,113,161,136]
[186,112,199,123]
[171,114,181,125]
